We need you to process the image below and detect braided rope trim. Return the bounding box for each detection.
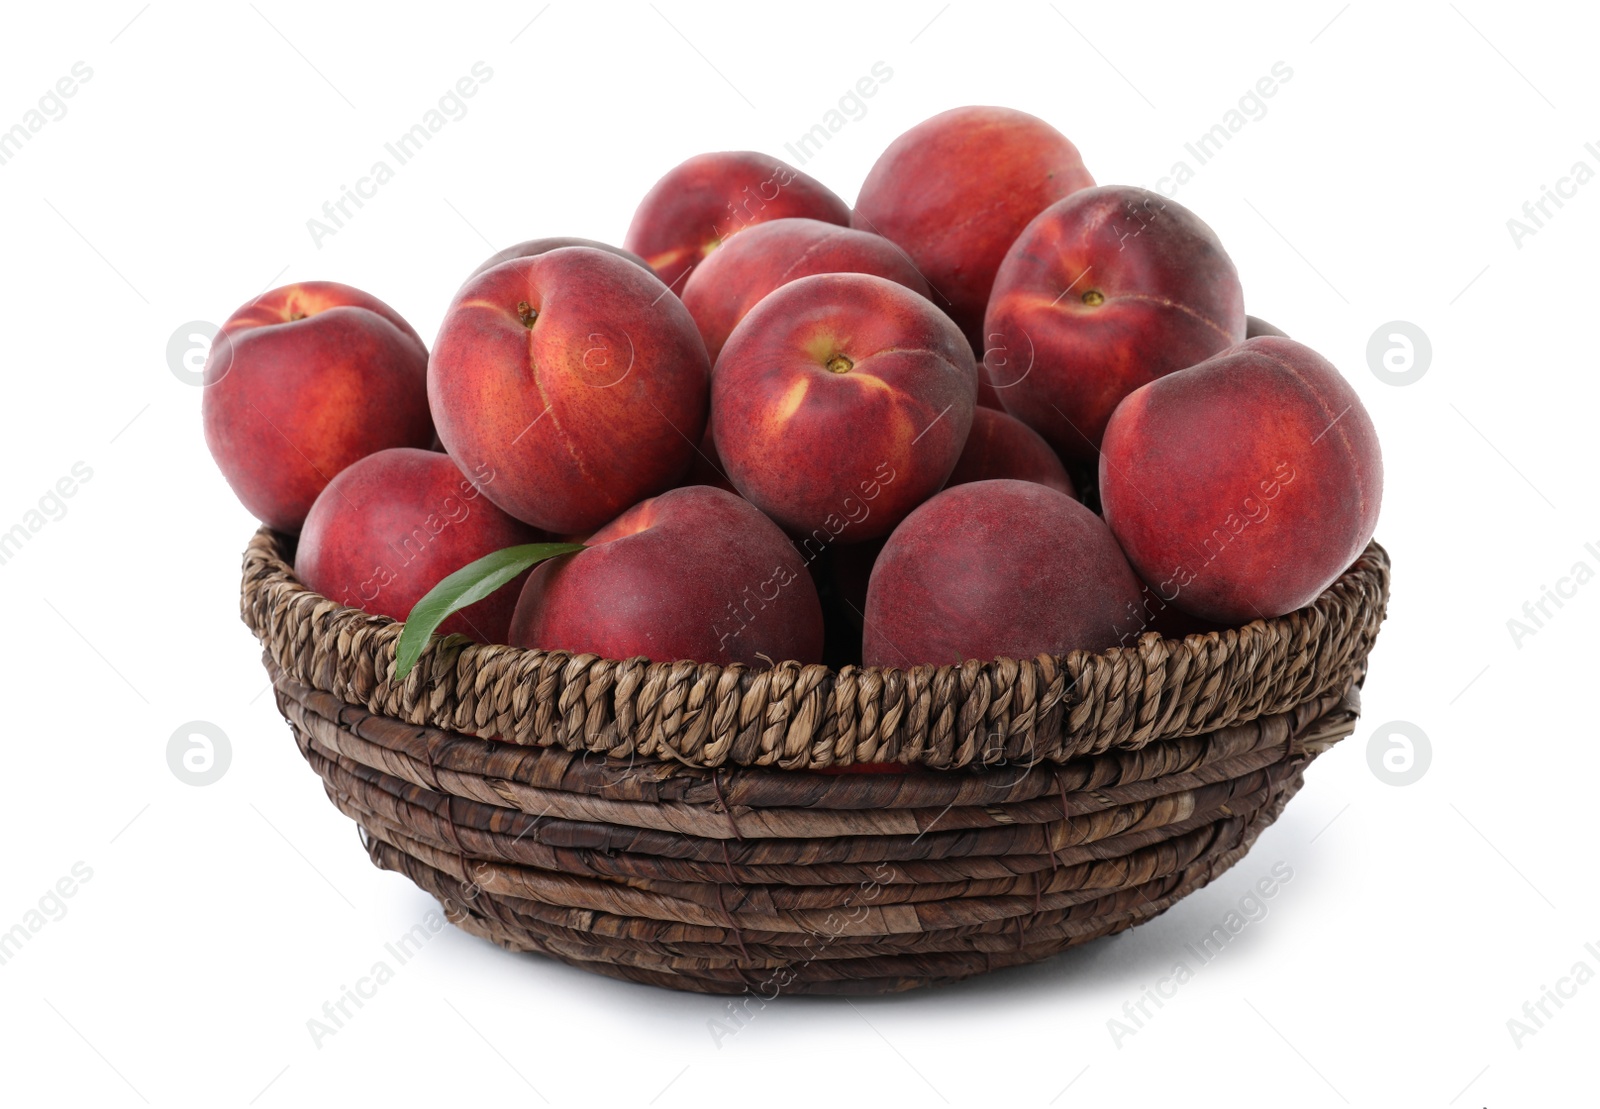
[240,527,1389,771]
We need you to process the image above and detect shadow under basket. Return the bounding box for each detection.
[240,527,1390,995]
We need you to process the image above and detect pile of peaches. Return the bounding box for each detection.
[203,105,1382,678]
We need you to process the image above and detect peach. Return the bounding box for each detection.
[853,106,1094,353]
[680,218,930,363]
[201,281,432,533]
[295,448,546,643]
[624,151,852,294]
[711,272,976,544]
[468,237,653,280]
[428,246,710,534]
[945,406,1075,498]
[509,485,823,666]
[1099,336,1383,624]
[863,480,1144,668]
[983,186,1246,461]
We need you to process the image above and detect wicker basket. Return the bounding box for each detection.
[240,527,1390,995]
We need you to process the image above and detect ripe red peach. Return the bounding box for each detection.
[863,480,1144,668]
[201,281,432,533]
[428,246,710,534]
[509,485,823,666]
[1099,336,1383,624]
[945,406,1075,498]
[624,152,852,294]
[295,448,546,643]
[853,106,1094,353]
[983,186,1246,461]
[468,237,653,281]
[711,272,977,544]
[681,218,930,363]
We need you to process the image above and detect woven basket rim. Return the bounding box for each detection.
[240,527,1390,773]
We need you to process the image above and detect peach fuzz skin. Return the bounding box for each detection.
[295,448,547,644]
[852,106,1094,356]
[945,406,1076,498]
[711,272,977,544]
[467,236,652,281]
[863,480,1144,669]
[201,281,432,534]
[984,186,1245,462]
[427,247,711,535]
[681,218,930,363]
[624,151,852,295]
[509,485,823,666]
[1099,336,1383,624]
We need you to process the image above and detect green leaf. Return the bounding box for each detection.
[392,542,584,680]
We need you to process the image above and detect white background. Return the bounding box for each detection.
[1,2,1594,1105]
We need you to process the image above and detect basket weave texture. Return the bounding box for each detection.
[241,527,1389,994]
